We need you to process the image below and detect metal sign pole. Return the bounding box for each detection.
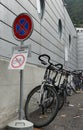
[7,13,33,130]
[19,70,23,120]
[19,41,24,120]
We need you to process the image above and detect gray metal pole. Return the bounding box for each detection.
[19,69,23,120]
[19,41,24,120]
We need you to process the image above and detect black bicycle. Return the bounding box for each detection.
[65,71,78,96]
[25,54,64,128]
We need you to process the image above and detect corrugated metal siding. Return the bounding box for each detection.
[0,0,77,69]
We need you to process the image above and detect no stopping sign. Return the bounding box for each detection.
[13,13,33,41]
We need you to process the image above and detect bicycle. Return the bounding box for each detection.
[25,54,63,128]
[72,70,83,91]
[66,71,78,96]
[56,69,70,109]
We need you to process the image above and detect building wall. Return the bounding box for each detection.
[0,59,45,128]
[0,0,77,128]
[0,0,77,68]
[76,28,83,70]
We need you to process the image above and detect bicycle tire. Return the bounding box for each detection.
[25,85,59,128]
[58,86,66,110]
[66,87,73,96]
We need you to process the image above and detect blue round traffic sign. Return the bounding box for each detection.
[13,13,33,41]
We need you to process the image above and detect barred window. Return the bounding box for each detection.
[58,19,62,39]
[36,0,45,20]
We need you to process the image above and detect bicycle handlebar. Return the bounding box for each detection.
[38,54,63,70]
[62,70,81,76]
[38,54,50,65]
[55,63,63,70]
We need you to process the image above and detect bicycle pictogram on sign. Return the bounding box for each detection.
[8,53,28,70]
[11,54,25,68]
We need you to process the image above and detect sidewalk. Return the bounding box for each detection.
[2,92,83,130]
[42,92,83,130]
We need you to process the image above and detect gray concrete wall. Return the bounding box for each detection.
[0,57,45,128]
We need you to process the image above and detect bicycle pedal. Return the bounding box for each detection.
[47,108,52,112]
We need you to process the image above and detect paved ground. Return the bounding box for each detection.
[1,92,83,130]
[42,91,83,130]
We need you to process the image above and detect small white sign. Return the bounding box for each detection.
[36,0,41,14]
[12,45,31,57]
[8,53,28,70]
[8,46,29,70]
[65,47,68,61]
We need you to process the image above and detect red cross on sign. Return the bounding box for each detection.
[8,53,27,70]
[13,13,33,41]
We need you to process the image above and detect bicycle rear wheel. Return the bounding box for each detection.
[25,85,59,128]
[66,86,73,96]
[58,85,67,110]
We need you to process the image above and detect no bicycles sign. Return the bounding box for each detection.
[8,53,28,70]
[8,46,28,70]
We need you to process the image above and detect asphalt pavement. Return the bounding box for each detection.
[39,92,83,130]
[42,91,83,130]
[2,91,83,130]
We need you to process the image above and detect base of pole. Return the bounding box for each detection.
[7,119,33,130]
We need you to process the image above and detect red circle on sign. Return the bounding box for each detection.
[11,54,25,68]
[13,13,33,41]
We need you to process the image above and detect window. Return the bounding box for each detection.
[69,34,71,47]
[58,19,62,39]
[76,30,79,33]
[36,0,45,20]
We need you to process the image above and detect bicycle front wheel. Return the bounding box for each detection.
[58,85,67,110]
[25,85,59,128]
[66,86,73,96]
